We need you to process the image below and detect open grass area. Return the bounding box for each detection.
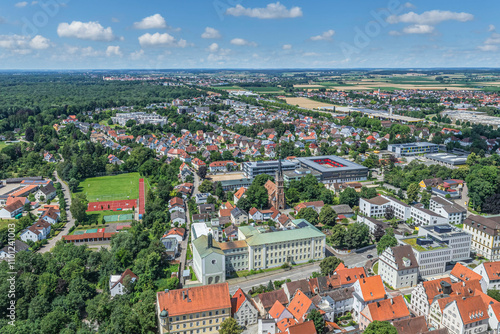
[373,262,379,274]
[76,172,140,202]
[0,219,15,229]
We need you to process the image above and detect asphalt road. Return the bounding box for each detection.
[39,170,75,253]
[228,262,320,295]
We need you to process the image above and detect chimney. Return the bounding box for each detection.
[208,233,213,248]
[390,298,394,305]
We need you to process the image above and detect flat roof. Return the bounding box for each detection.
[296,155,368,173]
[426,153,468,165]
[388,142,437,148]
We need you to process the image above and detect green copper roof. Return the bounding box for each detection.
[192,235,224,258]
[245,226,324,246]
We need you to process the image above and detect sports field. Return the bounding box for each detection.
[76,173,140,202]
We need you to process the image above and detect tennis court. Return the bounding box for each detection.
[87,199,137,212]
[73,228,105,235]
[104,213,134,222]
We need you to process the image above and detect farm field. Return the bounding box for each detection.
[285,97,337,109]
[76,172,140,202]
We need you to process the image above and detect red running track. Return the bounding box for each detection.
[139,178,145,215]
[86,199,138,212]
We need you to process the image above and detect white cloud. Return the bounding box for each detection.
[402,24,434,34]
[138,32,187,47]
[387,10,473,26]
[31,1,38,5]
[111,17,120,23]
[282,44,292,50]
[485,33,500,45]
[29,35,50,49]
[130,49,144,60]
[0,34,50,53]
[226,2,303,19]
[404,2,416,8]
[489,24,496,32]
[106,45,122,57]
[65,46,101,57]
[207,43,219,53]
[57,21,116,41]
[201,27,221,39]
[389,30,401,36]
[133,14,167,29]
[478,45,498,52]
[303,52,319,57]
[230,38,257,46]
[310,29,335,41]
[15,2,28,8]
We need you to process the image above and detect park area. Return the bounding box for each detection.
[76,173,140,202]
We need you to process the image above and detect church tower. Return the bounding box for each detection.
[275,145,285,210]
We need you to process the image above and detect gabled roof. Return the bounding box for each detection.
[111,268,137,289]
[3,200,24,212]
[392,315,428,334]
[234,187,246,199]
[286,320,317,334]
[357,275,385,302]
[362,295,409,322]
[454,295,488,325]
[451,263,483,283]
[286,289,313,322]
[335,266,367,286]
[231,288,248,315]
[480,262,500,281]
[256,289,289,309]
[269,300,287,319]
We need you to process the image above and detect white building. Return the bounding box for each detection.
[359,195,410,220]
[378,245,419,289]
[192,234,226,286]
[433,295,488,334]
[109,269,137,297]
[418,224,471,261]
[429,196,467,224]
[474,262,500,291]
[20,220,51,243]
[191,222,222,243]
[231,288,258,327]
[352,275,386,322]
[410,205,448,226]
[399,236,452,277]
[0,200,24,219]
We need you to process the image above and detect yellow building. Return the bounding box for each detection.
[157,283,232,334]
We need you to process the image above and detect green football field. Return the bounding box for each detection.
[76,173,140,202]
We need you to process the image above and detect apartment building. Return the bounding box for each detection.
[474,262,500,290]
[429,196,467,224]
[231,288,259,327]
[418,225,471,261]
[359,195,411,220]
[378,245,419,289]
[463,215,500,260]
[432,295,489,334]
[352,275,386,321]
[399,236,452,277]
[156,283,232,334]
[410,205,448,226]
[112,111,168,126]
[359,295,410,330]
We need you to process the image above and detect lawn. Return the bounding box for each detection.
[373,262,379,274]
[0,219,14,229]
[76,173,140,202]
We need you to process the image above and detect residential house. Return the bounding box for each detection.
[359,295,410,330]
[34,184,57,202]
[109,269,138,297]
[378,245,419,289]
[231,288,258,327]
[352,275,386,321]
[230,208,248,226]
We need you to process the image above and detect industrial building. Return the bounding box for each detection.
[425,152,468,167]
[296,155,369,184]
[242,160,299,179]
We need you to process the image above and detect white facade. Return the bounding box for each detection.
[378,245,419,289]
[429,196,467,225]
[418,225,471,261]
[359,195,410,220]
[400,237,452,277]
[410,206,448,226]
[233,298,258,327]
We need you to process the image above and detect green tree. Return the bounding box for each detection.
[339,187,359,208]
[297,207,319,225]
[406,183,420,203]
[488,289,500,303]
[70,193,88,223]
[345,222,371,249]
[364,321,397,334]
[421,190,431,209]
[68,178,79,193]
[125,119,136,127]
[306,309,325,334]
[319,256,344,275]
[329,225,346,248]
[197,165,207,179]
[219,317,243,334]
[198,180,214,194]
[377,228,398,255]
[319,205,337,227]
[360,186,378,199]
[236,197,252,213]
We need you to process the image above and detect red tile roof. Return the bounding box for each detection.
[361,295,409,323]
[231,288,248,315]
[287,289,313,323]
[357,275,385,302]
[451,263,483,283]
[286,320,317,334]
[156,282,231,317]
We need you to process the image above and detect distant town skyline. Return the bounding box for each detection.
[0,0,499,69]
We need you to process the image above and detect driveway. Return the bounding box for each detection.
[39,170,75,253]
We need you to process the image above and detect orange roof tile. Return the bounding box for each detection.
[286,320,317,334]
[451,263,483,283]
[277,318,295,332]
[156,282,231,317]
[234,187,246,199]
[456,295,488,325]
[231,288,248,314]
[335,267,367,286]
[358,275,385,302]
[286,289,313,323]
[361,295,409,323]
[269,300,287,319]
[480,262,500,281]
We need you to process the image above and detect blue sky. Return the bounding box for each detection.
[0,0,499,69]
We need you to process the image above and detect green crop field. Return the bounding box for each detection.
[76,173,140,202]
